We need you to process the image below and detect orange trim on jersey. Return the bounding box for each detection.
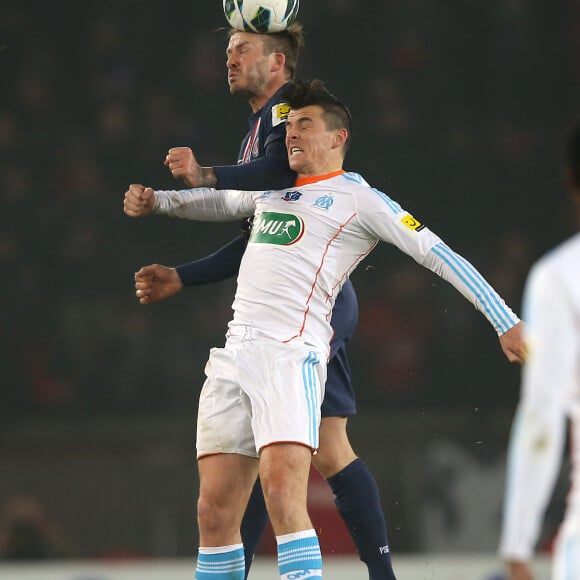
[294,169,345,187]
[283,212,358,344]
[197,451,226,460]
[259,441,317,455]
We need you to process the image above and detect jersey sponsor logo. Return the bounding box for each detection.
[272,102,290,127]
[282,190,302,202]
[401,213,425,232]
[249,212,304,245]
[312,194,334,210]
[379,545,390,554]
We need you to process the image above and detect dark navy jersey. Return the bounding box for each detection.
[213,83,296,191]
[176,81,359,417]
[324,277,358,417]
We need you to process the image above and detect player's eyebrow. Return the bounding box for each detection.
[226,40,250,56]
[286,115,313,128]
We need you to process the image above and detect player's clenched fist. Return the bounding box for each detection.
[134,264,184,305]
[164,147,217,188]
[124,184,155,217]
[165,147,200,187]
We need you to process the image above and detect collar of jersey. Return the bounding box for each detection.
[294,170,345,187]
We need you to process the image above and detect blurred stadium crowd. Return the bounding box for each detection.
[0,0,579,557]
[2,0,579,417]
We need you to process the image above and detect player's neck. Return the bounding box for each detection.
[248,78,288,113]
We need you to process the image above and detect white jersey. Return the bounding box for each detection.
[499,232,580,566]
[154,171,519,357]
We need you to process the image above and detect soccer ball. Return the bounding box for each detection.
[223,0,300,34]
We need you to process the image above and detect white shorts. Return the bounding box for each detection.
[196,340,326,458]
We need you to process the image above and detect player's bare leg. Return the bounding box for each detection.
[197,453,258,546]
[195,453,258,580]
[260,443,322,579]
[312,416,357,478]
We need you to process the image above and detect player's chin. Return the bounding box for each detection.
[288,157,303,172]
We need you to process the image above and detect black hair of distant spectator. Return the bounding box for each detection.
[283,79,352,154]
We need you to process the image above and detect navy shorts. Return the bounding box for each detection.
[322,278,358,417]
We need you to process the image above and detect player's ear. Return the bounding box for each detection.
[332,128,348,150]
[270,51,286,72]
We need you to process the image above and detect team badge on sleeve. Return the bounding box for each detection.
[272,103,290,127]
[401,214,425,232]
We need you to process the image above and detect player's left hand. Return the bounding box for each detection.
[499,321,526,364]
[134,264,183,304]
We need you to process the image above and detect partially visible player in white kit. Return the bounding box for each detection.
[499,121,580,580]
[124,79,524,580]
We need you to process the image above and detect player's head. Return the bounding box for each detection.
[564,120,580,195]
[226,24,304,106]
[283,79,352,175]
[260,23,304,78]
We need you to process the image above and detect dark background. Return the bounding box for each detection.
[1,0,578,559]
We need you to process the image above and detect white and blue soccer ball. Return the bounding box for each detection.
[223,0,299,33]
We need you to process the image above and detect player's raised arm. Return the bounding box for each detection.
[354,186,525,363]
[151,187,256,221]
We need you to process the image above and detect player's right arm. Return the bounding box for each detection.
[166,143,294,191]
[123,183,255,220]
[165,107,295,191]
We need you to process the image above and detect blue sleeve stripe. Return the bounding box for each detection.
[342,171,364,184]
[370,187,402,214]
[432,242,512,333]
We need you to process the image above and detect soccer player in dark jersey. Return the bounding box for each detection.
[134,25,396,580]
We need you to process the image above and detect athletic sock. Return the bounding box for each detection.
[196,544,245,579]
[240,479,269,578]
[327,458,397,580]
[277,529,322,580]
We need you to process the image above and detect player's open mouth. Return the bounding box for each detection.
[290,147,303,156]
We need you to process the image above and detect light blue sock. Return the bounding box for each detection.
[277,529,322,580]
[196,544,245,580]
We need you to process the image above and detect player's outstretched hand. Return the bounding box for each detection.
[134,264,184,304]
[499,321,526,364]
[124,184,155,217]
[506,560,533,580]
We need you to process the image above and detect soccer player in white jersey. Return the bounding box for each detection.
[499,121,580,580]
[124,79,524,580]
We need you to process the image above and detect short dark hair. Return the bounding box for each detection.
[283,79,352,153]
[262,23,304,78]
[228,23,305,78]
[566,121,580,188]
